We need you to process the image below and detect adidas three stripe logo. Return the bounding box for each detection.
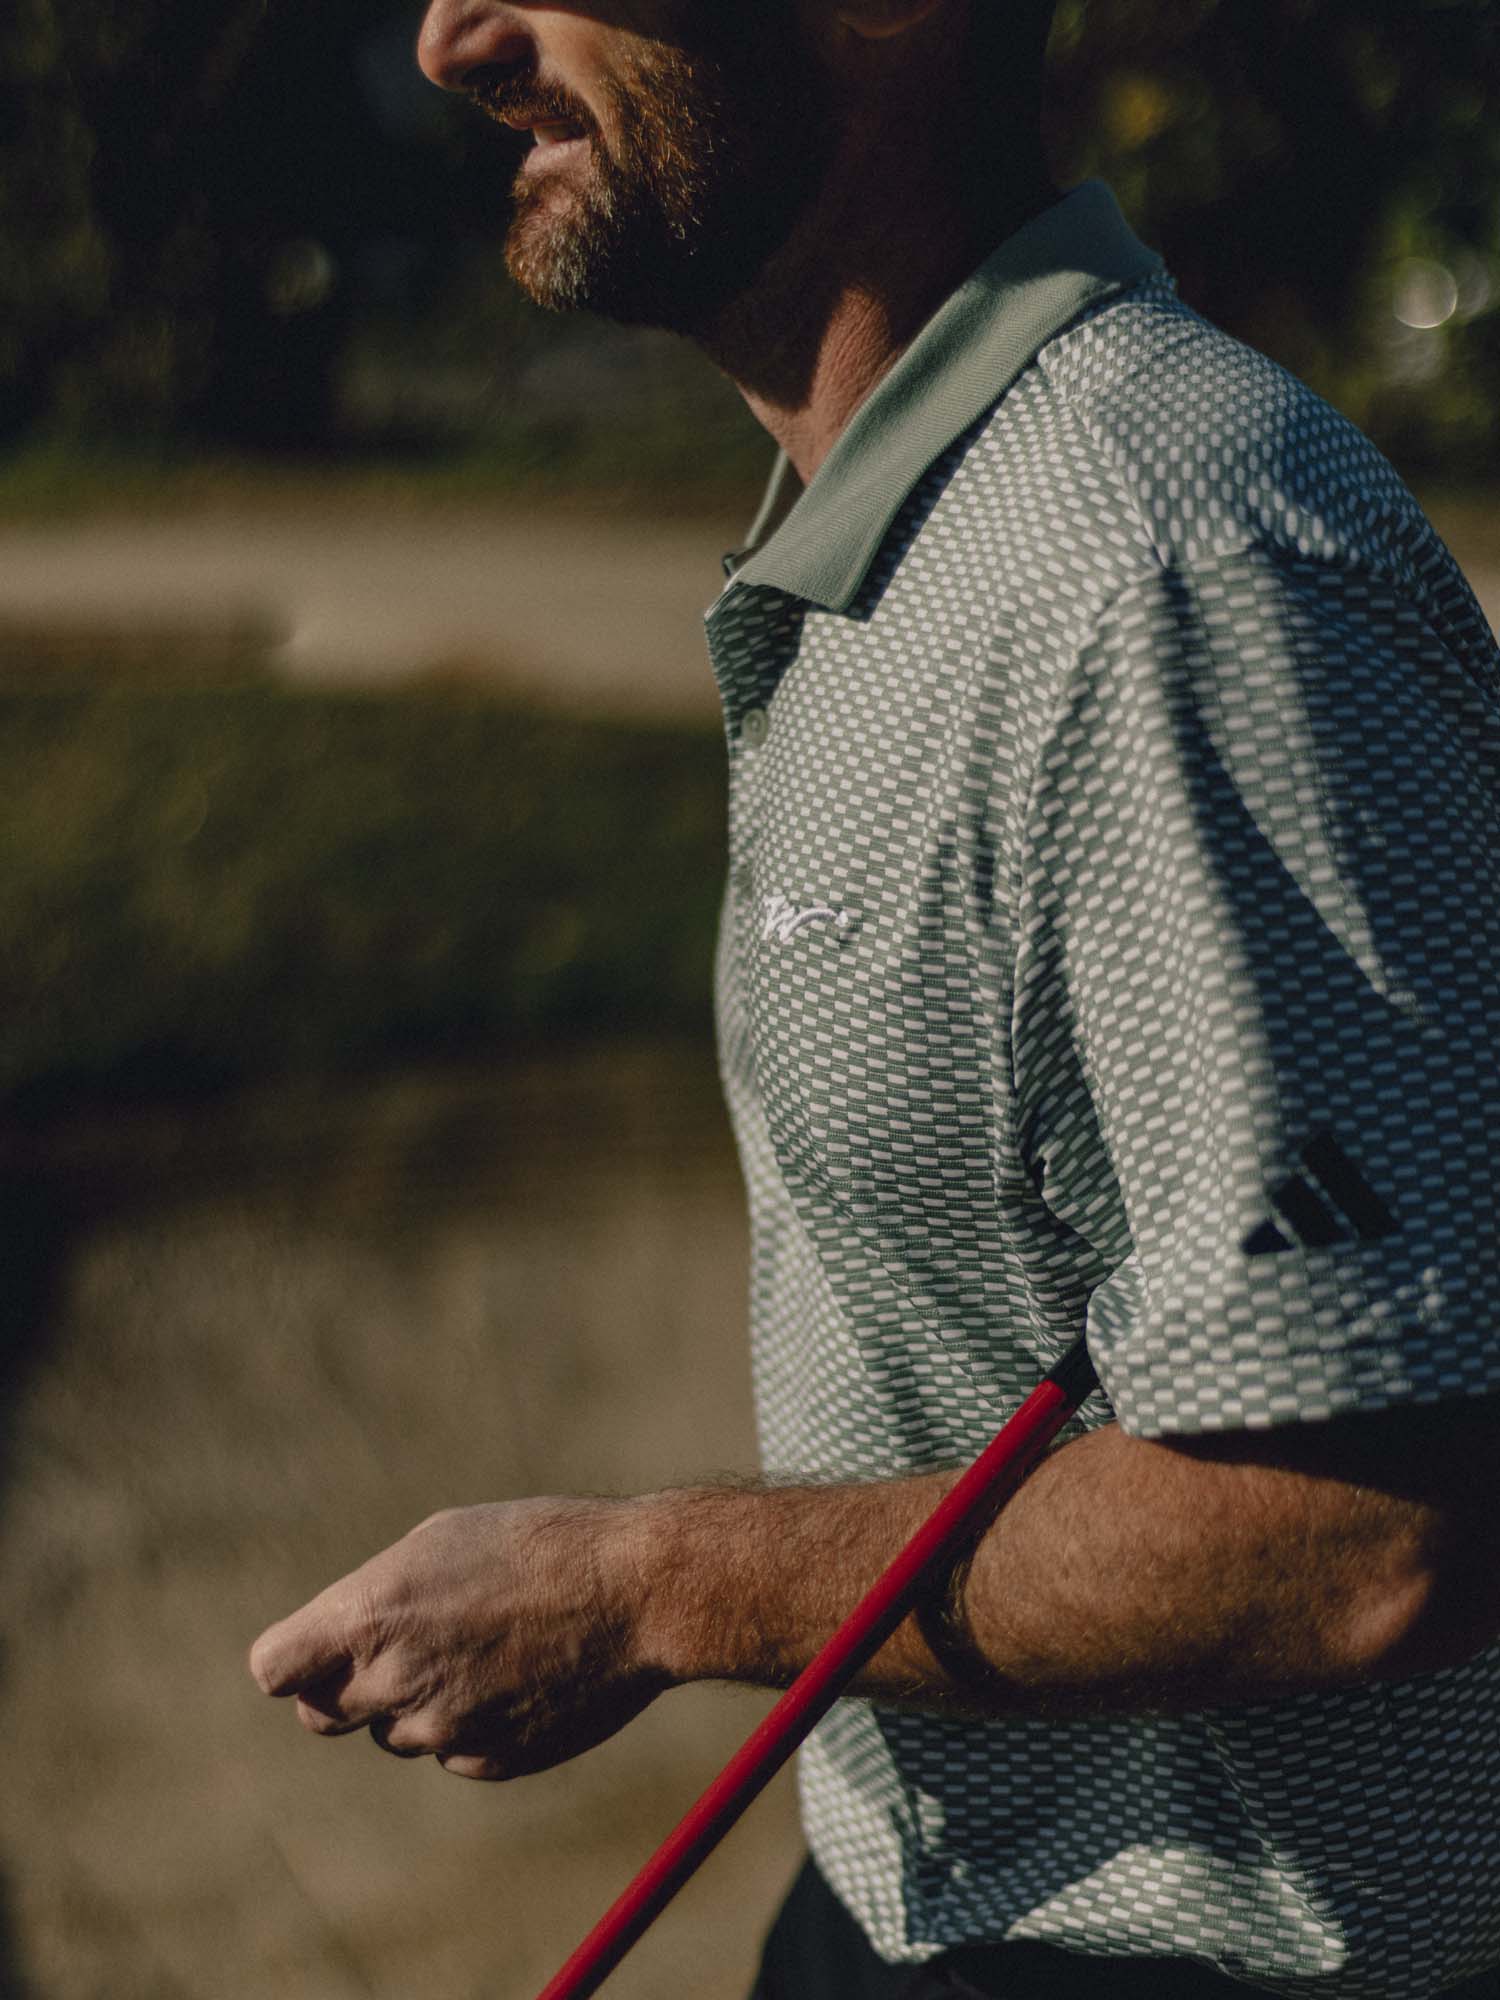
[1241,1130,1400,1257]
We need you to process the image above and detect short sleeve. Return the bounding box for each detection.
[1011,543,1500,1436]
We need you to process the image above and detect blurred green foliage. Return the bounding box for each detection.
[1046,0,1500,472]
[0,0,463,448]
[0,683,725,1114]
[1,0,1496,474]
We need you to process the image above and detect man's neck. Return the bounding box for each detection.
[696,165,1059,488]
[734,272,958,491]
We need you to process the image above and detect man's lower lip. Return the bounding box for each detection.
[520,135,590,177]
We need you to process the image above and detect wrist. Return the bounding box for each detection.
[612,1488,725,1689]
[612,1476,960,1700]
[597,1490,703,1689]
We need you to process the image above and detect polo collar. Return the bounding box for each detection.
[726,180,1163,613]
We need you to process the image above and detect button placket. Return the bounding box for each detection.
[730,698,772,910]
[706,585,803,944]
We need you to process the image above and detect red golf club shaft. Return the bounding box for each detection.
[534,1338,1097,2000]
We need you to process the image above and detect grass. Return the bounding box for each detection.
[0,430,770,527]
[0,680,727,1119]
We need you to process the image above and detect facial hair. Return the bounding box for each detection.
[470,23,836,336]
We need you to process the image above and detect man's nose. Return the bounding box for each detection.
[416,0,530,91]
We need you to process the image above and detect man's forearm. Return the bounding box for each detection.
[624,1416,1486,1719]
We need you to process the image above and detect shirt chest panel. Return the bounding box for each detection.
[720,603,1084,1347]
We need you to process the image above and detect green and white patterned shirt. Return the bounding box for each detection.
[705,180,1500,1997]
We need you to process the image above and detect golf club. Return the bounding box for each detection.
[533,1336,1099,2000]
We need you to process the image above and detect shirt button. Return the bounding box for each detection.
[740,707,769,749]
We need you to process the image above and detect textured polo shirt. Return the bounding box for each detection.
[705,180,1500,1997]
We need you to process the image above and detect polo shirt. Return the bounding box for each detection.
[704,179,1500,1996]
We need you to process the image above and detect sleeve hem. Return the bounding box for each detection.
[1096,1322,1500,1438]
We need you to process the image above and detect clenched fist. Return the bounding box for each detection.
[249,1498,669,1779]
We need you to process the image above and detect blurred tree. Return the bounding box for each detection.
[0,0,111,441]
[1046,0,1500,470]
[0,0,490,450]
[1,0,1496,466]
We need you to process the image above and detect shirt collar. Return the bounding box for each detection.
[723,180,1163,613]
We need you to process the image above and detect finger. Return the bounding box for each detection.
[375,1714,449,1758]
[249,1609,355,1698]
[438,1752,508,1782]
[296,1696,367,1737]
[293,1665,367,1736]
[295,1650,424,1733]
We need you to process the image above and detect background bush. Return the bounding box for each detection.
[0,683,725,1114]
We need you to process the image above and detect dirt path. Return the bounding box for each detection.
[1,499,1495,725]
[0,499,747,722]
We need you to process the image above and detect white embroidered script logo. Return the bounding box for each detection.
[760,894,852,944]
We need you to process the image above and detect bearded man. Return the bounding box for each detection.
[250,5,1500,1996]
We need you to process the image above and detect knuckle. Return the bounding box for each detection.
[385,1716,449,1756]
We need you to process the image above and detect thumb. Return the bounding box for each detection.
[249,1605,354,1698]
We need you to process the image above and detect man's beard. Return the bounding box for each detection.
[474,31,835,335]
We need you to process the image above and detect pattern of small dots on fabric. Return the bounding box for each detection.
[705,268,1500,1999]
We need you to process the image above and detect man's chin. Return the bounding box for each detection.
[504,181,599,313]
[504,202,687,327]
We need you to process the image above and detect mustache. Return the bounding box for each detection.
[466,71,599,135]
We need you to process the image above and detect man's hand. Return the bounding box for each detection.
[252,1394,1500,1769]
[248,1499,667,1780]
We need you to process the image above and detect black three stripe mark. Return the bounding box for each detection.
[1300,1130,1399,1240]
[1240,1130,1400,1256]
[1241,1217,1293,1256]
[1271,1173,1346,1248]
